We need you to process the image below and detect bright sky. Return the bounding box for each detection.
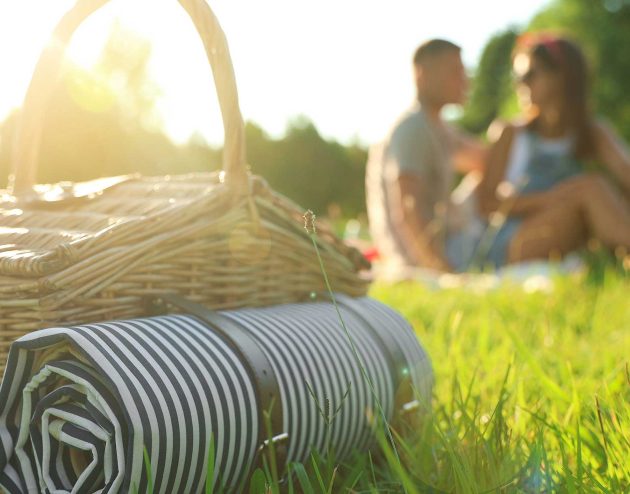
[0,0,550,147]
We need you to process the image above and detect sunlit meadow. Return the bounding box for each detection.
[252,264,629,493]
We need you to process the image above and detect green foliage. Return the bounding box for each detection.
[461,0,630,142]
[459,29,519,134]
[0,25,366,218]
[0,25,222,188]
[143,447,153,494]
[2,0,629,218]
[238,270,629,493]
[245,118,367,218]
[368,271,630,492]
[206,432,217,494]
[248,469,267,494]
[529,0,630,140]
[278,271,623,492]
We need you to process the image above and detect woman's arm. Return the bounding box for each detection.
[594,120,630,199]
[477,124,513,216]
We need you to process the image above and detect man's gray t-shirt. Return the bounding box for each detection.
[366,103,457,266]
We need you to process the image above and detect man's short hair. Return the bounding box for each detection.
[413,39,461,66]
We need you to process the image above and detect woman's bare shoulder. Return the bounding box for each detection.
[591,117,621,143]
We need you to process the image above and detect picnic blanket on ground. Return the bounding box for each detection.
[373,254,586,293]
[0,296,432,493]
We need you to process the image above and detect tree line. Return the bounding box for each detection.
[1,0,628,219]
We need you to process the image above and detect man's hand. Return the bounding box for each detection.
[408,246,452,272]
[451,130,488,174]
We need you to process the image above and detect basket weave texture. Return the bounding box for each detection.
[0,0,370,371]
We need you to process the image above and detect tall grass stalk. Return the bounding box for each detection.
[304,210,406,489]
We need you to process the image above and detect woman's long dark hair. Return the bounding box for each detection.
[526,37,596,160]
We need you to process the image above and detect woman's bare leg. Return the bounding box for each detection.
[508,203,588,262]
[508,174,630,263]
[577,176,630,248]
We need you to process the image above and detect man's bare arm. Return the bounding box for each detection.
[388,173,452,271]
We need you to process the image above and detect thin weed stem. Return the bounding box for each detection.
[305,211,406,492]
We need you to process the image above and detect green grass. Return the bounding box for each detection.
[138,264,629,493]
[366,269,629,493]
[273,267,629,493]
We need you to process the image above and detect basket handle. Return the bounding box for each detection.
[9,0,248,195]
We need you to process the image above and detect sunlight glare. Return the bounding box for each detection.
[0,0,553,147]
[66,16,109,69]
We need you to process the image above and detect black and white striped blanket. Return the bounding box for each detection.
[0,296,432,493]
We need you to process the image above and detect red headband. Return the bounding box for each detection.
[517,33,565,66]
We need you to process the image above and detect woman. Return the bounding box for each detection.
[477,35,630,267]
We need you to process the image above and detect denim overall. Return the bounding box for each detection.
[478,132,584,268]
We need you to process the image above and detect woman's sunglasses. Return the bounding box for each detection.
[516,66,554,84]
[518,67,539,83]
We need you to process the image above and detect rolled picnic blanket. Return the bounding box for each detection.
[0,296,432,493]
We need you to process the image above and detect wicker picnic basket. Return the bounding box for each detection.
[0,0,370,371]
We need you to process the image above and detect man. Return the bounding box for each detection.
[366,39,486,272]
